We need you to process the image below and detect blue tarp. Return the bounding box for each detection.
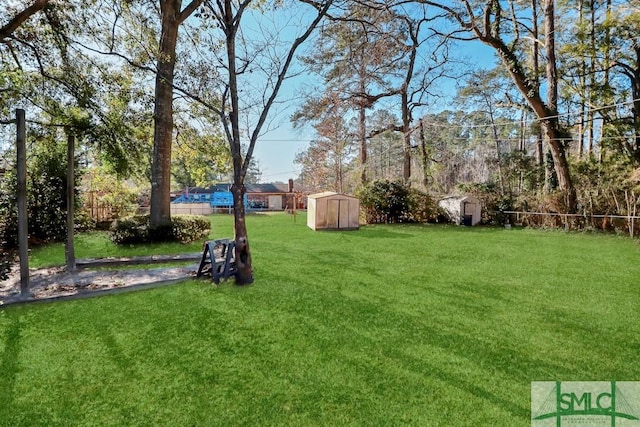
[172,191,247,208]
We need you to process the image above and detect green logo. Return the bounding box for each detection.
[532,381,640,426]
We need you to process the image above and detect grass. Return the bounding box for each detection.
[1,212,640,426]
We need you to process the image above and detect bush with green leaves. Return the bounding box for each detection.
[170,215,211,243]
[110,214,210,245]
[0,137,83,247]
[406,188,440,223]
[29,139,76,241]
[110,215,151,244]
[358,180,437,224]
[358,180,409,224]
[0,175,18,247]
[0,250,11,281]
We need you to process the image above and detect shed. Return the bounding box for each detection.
[307,192,360,230]
[438,195,482,226]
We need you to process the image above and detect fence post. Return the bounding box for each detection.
[65,131,76,271]
[16,109,29,297]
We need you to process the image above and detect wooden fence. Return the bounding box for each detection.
[84,191,116,223]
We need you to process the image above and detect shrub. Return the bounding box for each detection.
[110,214,210,245]
[29,140,79,242]
[110,215,150,244]
[74,209,97,232]
[358,180,409,224]
[0,176,18,247]
[170,215,211,243]
[406,188,439,223]
[0,250,12,282]
[358,180,438,224]
[0,138,83,247]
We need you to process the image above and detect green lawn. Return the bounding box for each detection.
[1,213,639,426]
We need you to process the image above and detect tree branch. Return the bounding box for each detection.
[0,0,49,42]
[243,0,335,176]
[367,124,403,139]
[178,0,205,25]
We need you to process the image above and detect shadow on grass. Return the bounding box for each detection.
[0,316,22,408]
[95,327,138,378]
[345,227,413,239]
[402,350,531,420]
[304,287,574,420]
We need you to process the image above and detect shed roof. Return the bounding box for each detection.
[307,191,358,200]
[438,195,480,203]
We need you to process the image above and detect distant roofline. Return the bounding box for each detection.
[174,182,306,194]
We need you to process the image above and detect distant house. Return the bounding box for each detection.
[171,179,307,212]
[246,182,291,210]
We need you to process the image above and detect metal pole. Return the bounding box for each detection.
[16,108,29,297]
[65,131,75,271]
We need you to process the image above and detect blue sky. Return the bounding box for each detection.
[251,38,499,183]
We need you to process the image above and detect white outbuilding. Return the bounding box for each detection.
[307,192,360,231]
[438,195,482,226]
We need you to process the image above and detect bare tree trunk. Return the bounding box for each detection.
[401,90,411,184]
[633,46,640,161]
[419,119,429,188]
[601,0,613,162]
[357,54,369,185]
[150,0,203,229]
[543,0,577,211]
[487,99,505,195]
[400,19,419,185]
[221,0,253,285]
[530,0,544,173]
[231,182,252,284]
[544,0,558,120]
[587,0,596,158]
[478,0,576,209]
[519,110,526,192]
[577,0,585,159]
[358,102,368,184]
[336,130,344,193]
[214,0,332,284]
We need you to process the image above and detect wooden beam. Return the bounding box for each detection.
[16,108,29,296]
[65,131,75,271]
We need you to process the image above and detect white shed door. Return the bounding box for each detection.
[464,203,476,215]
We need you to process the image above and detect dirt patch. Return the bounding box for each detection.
[1,256,204,305]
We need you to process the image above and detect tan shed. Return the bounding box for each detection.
[307,192,360,230]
